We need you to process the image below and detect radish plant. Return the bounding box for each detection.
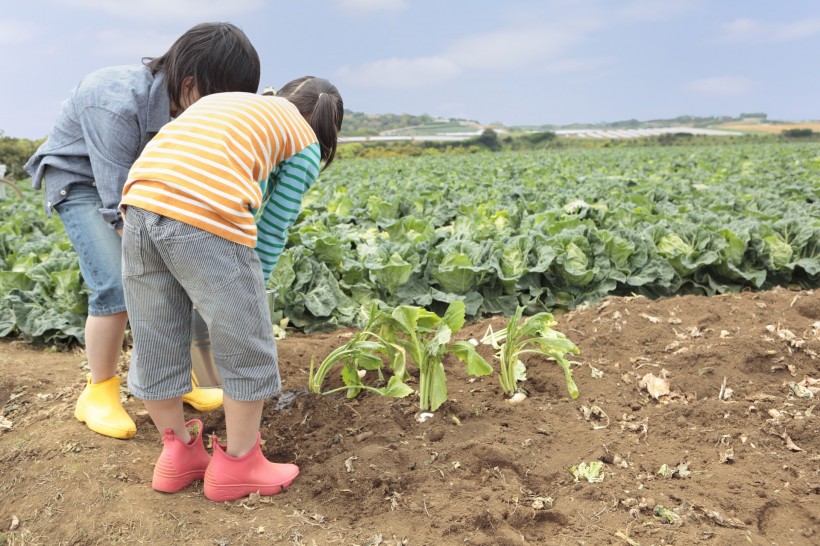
[308,304,412,399]
[483,307,580,400]
[378,300,493,411]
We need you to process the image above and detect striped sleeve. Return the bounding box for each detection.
[255,142,322,280]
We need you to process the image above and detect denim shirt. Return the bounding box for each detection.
[24,64,170,229]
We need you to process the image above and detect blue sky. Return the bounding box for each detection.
[2,0,820,139]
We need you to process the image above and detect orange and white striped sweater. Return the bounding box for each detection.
[121,92,320,277]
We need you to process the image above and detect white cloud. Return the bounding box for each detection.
[337,16,608,89]
[683,76,751,96]
[335,0,407,13]
[55,0,264,21]
[445,24,587,71]
[618,0,700,21]
[722,17,820,42]
[0,19,41,45]
[337,56,460,88]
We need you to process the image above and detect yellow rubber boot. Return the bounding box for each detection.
[182,373,224,412]
[74,375,136,439]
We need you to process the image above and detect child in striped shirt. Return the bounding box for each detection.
[119,77,343,502]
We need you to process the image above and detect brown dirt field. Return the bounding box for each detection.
[1,287,819,546]
[716,122,820,134]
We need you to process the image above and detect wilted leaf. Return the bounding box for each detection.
[531,496,554,510]
[580,405,610,429]
[639,373,670,399]
[654,505,683,526]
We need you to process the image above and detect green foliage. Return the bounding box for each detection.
[0,185,87,346]
[340,110,437,137]
[782,128,814,138]
[308,301,491,411]
[483,307,580,399]
[477,129,501,151]
[337,129,561,159]
[307,303,410,399]
[377,301,492,411]
[268,143,819,331]
[0,135,44,180]
[2,143,820,348]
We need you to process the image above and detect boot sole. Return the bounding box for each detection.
[153,469,207,493]
[204,475,298,502]
[74,404,136,440]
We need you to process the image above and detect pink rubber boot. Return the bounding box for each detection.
[152,419,211,493]
[204,433,299,502]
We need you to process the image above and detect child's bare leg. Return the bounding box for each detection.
[144,398,190,443]
[145,397,210,493]
[205,395,297,501]
[223,396,264,457]
[86,312,128,382]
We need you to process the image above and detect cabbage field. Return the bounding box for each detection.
[1,143,819,346]
[2,143,820,545]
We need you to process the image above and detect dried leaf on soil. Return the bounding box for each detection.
[639,373,670,399]
[580,405,610,429]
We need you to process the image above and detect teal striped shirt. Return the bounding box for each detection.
[254,142,321,280]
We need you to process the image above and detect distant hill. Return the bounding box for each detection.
[512,113,771,132]
[341,110,486,137]
[340,111,783,138]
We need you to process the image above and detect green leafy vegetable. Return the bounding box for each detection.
[483,307,580,399]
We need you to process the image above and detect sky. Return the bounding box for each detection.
[2,0,820,139]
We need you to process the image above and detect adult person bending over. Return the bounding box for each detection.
[24,23,261,440]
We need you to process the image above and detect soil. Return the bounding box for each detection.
[1,287,819,546]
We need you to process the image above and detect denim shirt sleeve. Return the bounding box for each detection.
[78,106,141,229]
[24,65,167,227]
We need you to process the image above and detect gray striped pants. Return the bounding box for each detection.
[122,206,281,402]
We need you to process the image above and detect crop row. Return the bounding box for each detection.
[269,144,820,331]
[1,143,819,345]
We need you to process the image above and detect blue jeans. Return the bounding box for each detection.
[54,184,126,316]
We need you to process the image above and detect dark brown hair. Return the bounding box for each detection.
[277,77,344,170]
[144,23,260,109]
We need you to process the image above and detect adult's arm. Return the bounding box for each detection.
[78,106,141,230]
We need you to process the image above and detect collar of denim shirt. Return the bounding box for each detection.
[147,70,171,134]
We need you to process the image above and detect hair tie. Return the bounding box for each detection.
[319,92,327,99]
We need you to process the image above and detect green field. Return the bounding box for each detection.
[1,143,819,345]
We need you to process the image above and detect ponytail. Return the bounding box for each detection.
[278,77,344,171]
